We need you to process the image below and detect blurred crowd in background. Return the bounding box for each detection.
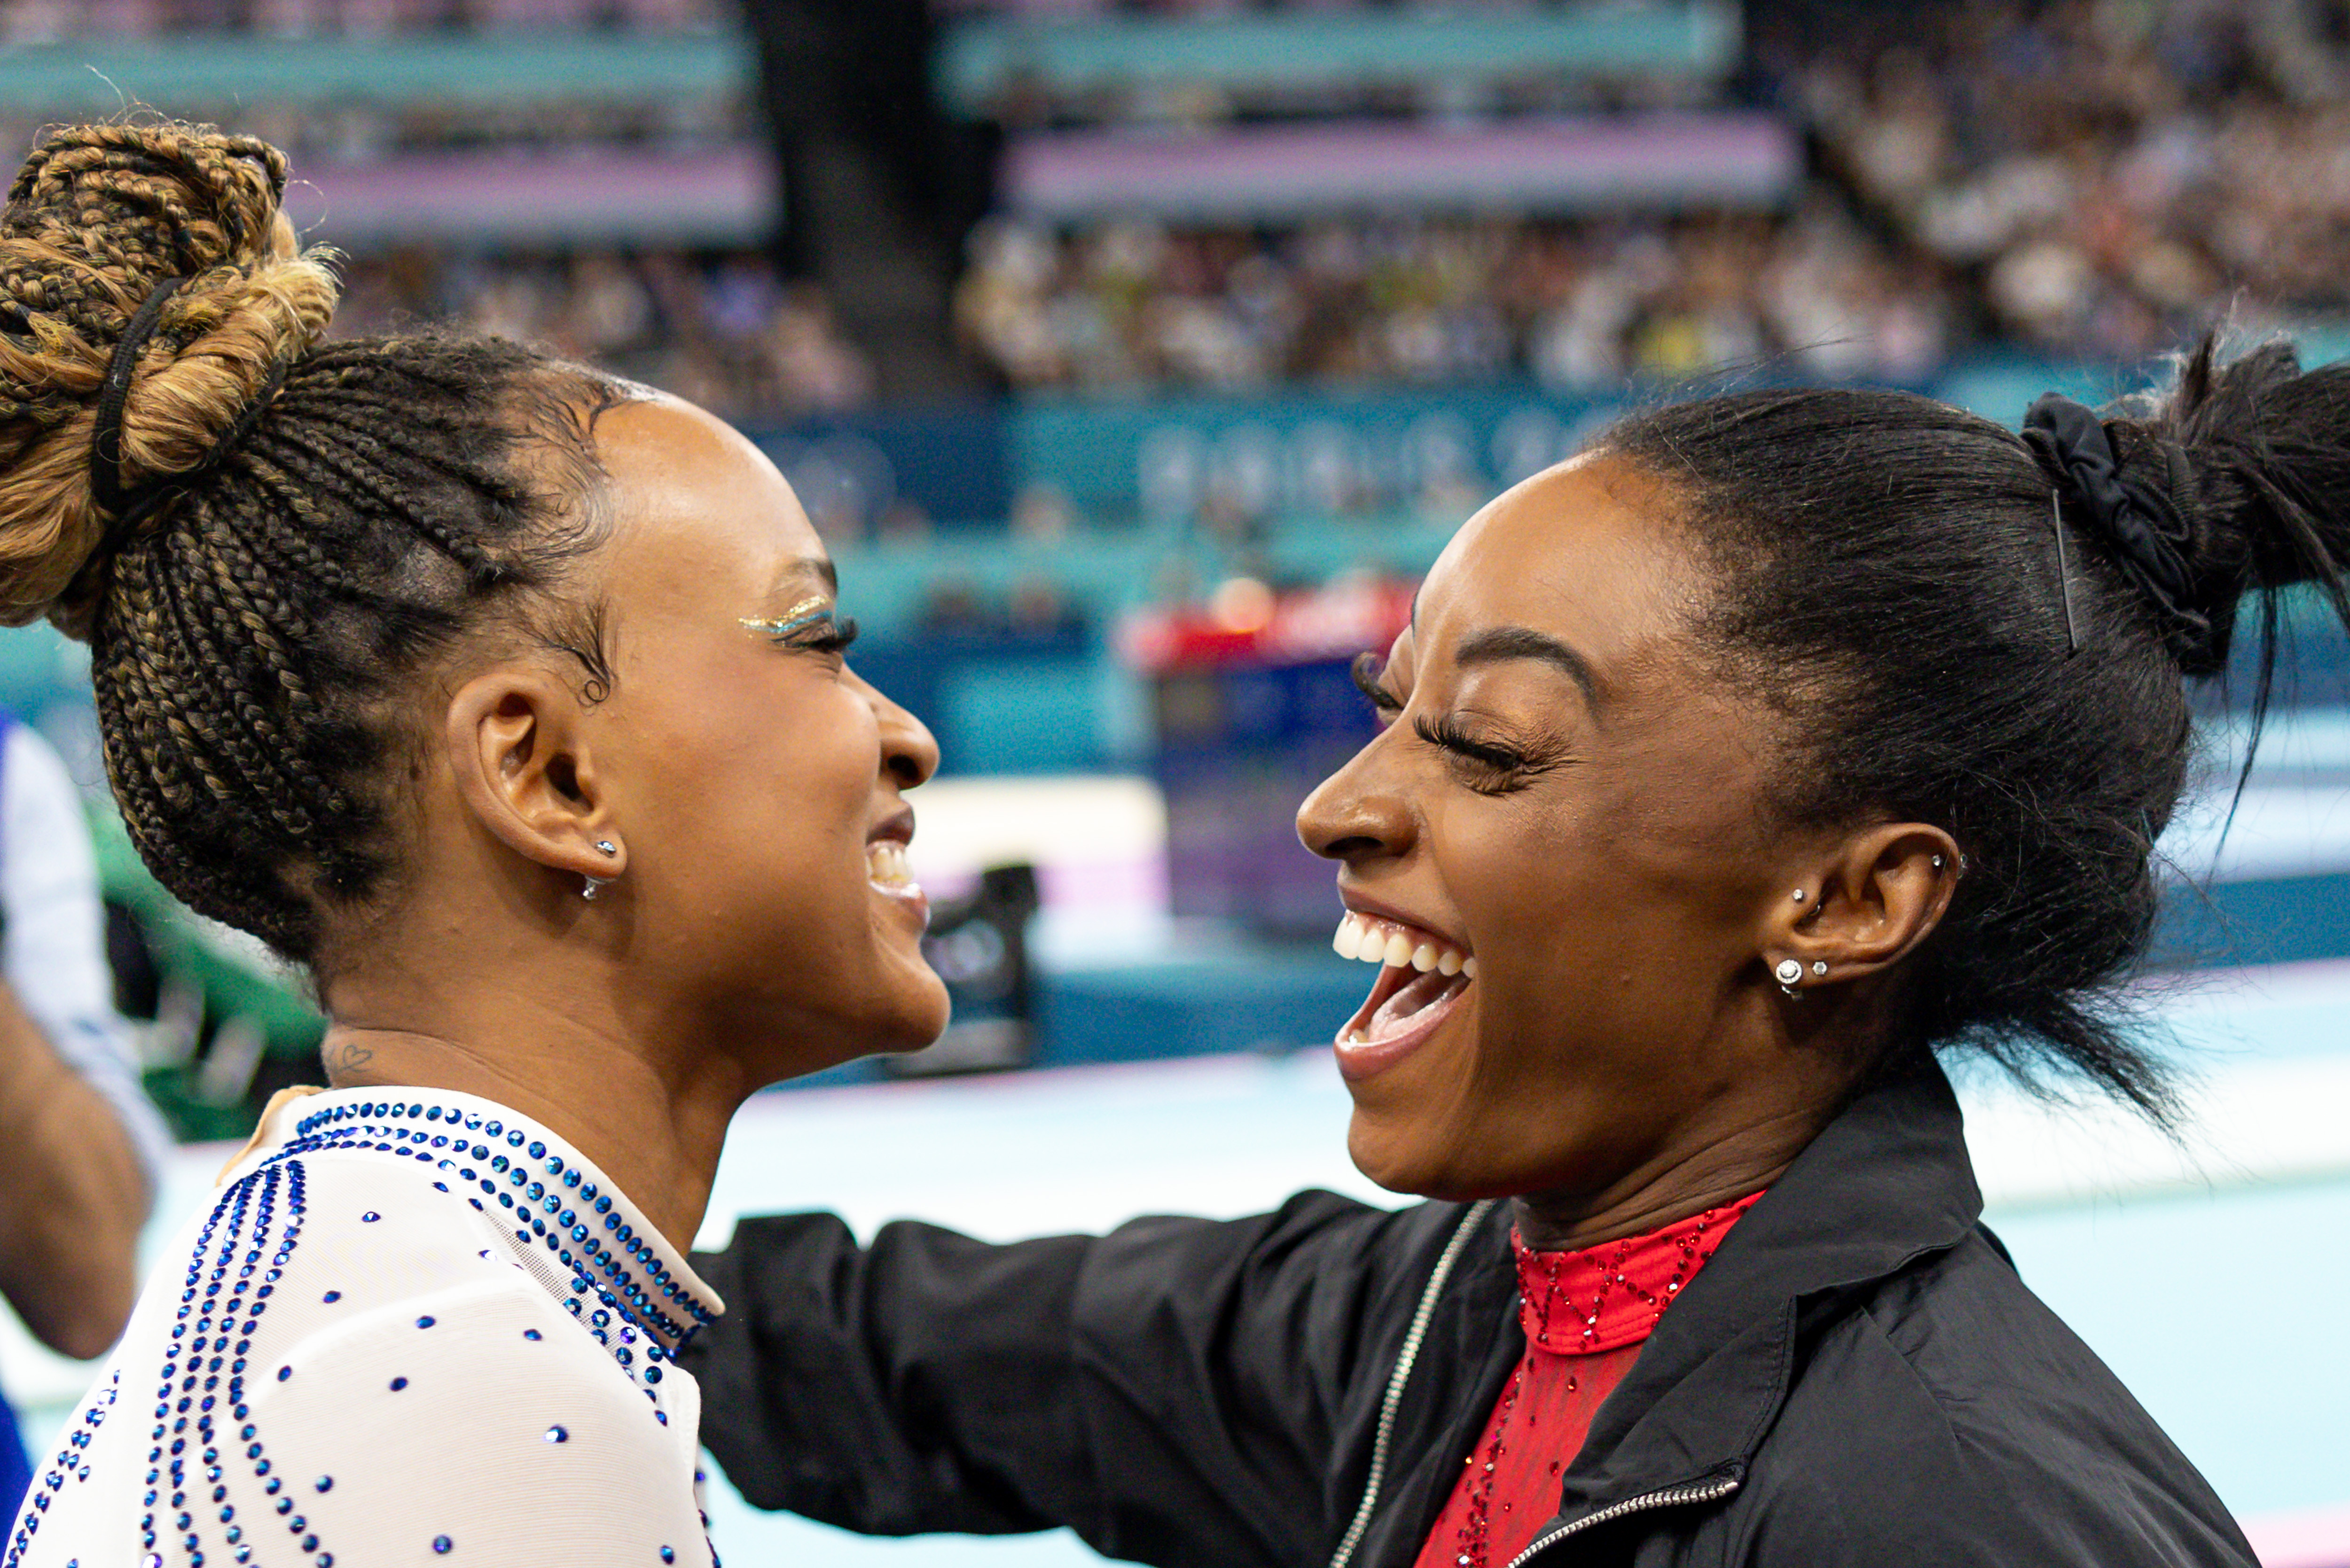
[954,205,1951,392]
[1786,0,2350,361]
[959,0,2350,394]
[7,0,2341,410]
[333,248,877,418]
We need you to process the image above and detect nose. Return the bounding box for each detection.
[857,672,940,789]
[1297,737,1414,867]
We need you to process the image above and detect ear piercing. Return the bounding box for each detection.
[1791,889,1806,903]
[1774,958,1804,998]
[583,839,620,901]
[1932,854,1946,870]
[1774,957,1831,998]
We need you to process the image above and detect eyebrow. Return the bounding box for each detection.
[1452,625,1598,707]
[774,557,839,597]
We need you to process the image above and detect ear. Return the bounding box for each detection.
[443,666,627,885]
[1761,823,1959,993]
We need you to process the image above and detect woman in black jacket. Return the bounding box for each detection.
[681,345,2341,1567]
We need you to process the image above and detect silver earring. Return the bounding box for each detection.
[1811,960,1829,976]
[582,839,621,900]
[1773,957,1804,998]
[1791,889,1805,903]
[1932,854,1946,871]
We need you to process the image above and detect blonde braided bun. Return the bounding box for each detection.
[0,122,338,630]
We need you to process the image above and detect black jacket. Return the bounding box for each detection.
[683,1064,2256,1567]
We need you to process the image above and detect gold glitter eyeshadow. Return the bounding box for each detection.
[740,597,835,638]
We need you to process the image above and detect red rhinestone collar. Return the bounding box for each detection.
[1512,1191,1767,1356]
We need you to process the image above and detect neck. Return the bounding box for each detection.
[316,993,748,1254]
[1509,1098,1825,1252]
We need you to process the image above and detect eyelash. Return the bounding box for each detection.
[1351,652,1539,794]
[769,614,859,656]
[1350,652,1401,715]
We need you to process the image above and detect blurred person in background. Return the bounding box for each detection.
[679,338,2350,1565]
[0,712,168,1518]
[0,122,948,1564]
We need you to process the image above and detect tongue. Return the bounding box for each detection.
[1366,968,1466,1042]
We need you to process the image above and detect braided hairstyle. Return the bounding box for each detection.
[0,123,629,965]
[1600,344,2350,1121]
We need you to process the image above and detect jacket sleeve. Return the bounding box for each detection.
[683,1190,1465,1568]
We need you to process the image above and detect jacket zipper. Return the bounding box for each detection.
[1326,1199,1498,1568]
[1501,1472,1745,1568]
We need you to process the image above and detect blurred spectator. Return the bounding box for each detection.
[1785,0,2350,359]
[954,206,1957,394]
[946,0,2350,396]
[0,717,171,1515]
[334,246,876,419]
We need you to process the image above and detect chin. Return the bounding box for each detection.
[1347,1110,1535,1204]
[1347,1115,1465,1201]
[872,973,953,1055]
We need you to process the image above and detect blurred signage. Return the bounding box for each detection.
[1119,574,1413,674]
[1127,576,1415,936]
[748,403,1013,535]
[1003,116,1799,224]
[1013,383,1622,522]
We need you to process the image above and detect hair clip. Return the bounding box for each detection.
[2050,491,2081,655]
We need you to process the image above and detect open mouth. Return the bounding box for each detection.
[865,822,930,930]
[1330,910,1474,1079]
[866,838,917,894]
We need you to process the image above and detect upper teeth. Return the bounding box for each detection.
[867,840,914,889]
[1332,911,1475,979]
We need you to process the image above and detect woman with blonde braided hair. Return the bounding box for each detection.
[2,123,951,1565]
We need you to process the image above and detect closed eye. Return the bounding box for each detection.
[797,615,859,655]
[745,609,860,656]
[1351,651,1402,716]
[1414,714,1526,773]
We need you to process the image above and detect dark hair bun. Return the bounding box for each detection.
[0,122,339,630]
[2116,340,2350,676]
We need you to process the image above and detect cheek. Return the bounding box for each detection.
[1430,782,1758,1107]
[1452,767,1757,983]
[630,675,879,880]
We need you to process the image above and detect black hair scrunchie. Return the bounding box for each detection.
[2021,392,2210,659]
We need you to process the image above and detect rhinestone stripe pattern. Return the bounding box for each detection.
[2,1094,720,1568]
[284,1099,712,1372]
[6,1369,119,1565]
[3,1155,322,1568]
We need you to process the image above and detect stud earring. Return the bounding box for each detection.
[1811,960,1828,976]
[583,839,621,900]
[1773,957,1804,998]
[1932,854,1946,871]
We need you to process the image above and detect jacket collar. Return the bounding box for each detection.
[1552,1060,1985,1515]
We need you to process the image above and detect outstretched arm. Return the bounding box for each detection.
[687,1190,1471,1568]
